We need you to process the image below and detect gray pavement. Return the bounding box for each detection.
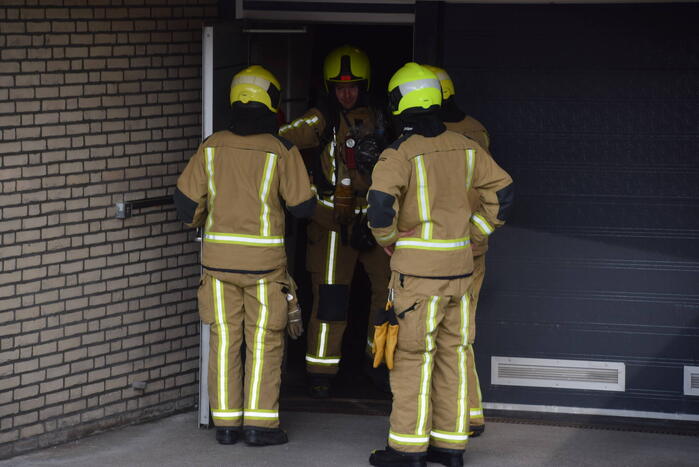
[2,410,698,467]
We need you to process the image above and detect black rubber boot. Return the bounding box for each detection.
[369,446,426,467]
[243,427,288,446]
[215,427,239,445]
[469,424,485,438]
[426,446,464,467]
[307,374,331,399]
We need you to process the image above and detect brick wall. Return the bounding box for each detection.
[0,0,217,458]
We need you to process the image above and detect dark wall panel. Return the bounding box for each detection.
[441,3,699,416]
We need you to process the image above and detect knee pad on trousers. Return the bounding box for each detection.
[317,284,349,321]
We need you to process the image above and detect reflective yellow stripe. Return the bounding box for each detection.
[389,431,429,446]
[249,279,269,409]
[279,115,319,134]
[244,409,279,420]
[318,322,328,357]
[395,236,470,251]
[317,196,368,214]
[205,147,216,232]
[457,294,469,433]
[325,231,338,284]
[465,149,475,189]
[203,232,284,246]
[259,152,278,237]
[376,228,398,243]
[416,296,439,436]
[414,155,432,239]
[213,278,228,410]
[212,409,242,419]
[470,213,494,235]
[305,354,340,365]
[430,430,469,443]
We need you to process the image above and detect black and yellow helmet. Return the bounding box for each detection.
[229,65,281,113]
[387,62,442,116]
[422,65,455,100]
[323,45,371,91]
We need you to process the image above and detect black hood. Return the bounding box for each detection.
[437,97,466,123]
[394,111,446,138]
[228,103,278,135]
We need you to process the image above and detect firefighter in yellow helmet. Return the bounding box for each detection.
[367,63,513,467]
[423,64,491,437]
[174,65,315,446]
[279,45,391,397]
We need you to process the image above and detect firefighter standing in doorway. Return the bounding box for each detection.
[368,63,513,467]
[280,45,391,397]
[423,64,492,437]
[174,66,315,446]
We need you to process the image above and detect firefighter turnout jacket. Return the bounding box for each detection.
[367,130,513,278]
[174,131,315,272]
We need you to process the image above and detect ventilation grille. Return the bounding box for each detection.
[684,366,699,396]
[491,356,625,392]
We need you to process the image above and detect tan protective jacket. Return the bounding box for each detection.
[174,131,314,272]
[445,116,491,257]
[280,105,380,229]
[367,129,513,278]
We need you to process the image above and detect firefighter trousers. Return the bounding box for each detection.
[197,268,289,429]
[467,254,486,427]
[305,222,390,375]
[386,272,473,453]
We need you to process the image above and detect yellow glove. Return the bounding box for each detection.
[372,290,398,370]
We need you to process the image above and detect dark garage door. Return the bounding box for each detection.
[440,3,699,419]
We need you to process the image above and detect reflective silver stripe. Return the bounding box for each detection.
[325,231,338,284]
[398,78,441,97]
[231,74,272,90]
[330,127,337,185]
[317,197,367,214]
[249,279,268,409]
[204,233,284,245]
[470,409,483,417]
[416,296,439,435]
[457,294,469,433]
[465,149,475,190]
[244,410,278,419]
[395,237,470,251]
[212,410,242,418]
[471,213,494,235]
[414,155,432,240]
[205,147,216,232]
[305,355,341,364]
[258,152,278,237]
[279,115,319,133]
[213,278,228,410]
[389,431,429,444]
[318,322,329,357]
[430,431,469,441]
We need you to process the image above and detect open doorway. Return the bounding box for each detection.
[199,20,413,424]
[277,22,413,407]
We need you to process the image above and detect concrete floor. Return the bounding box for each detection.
[2,410,698,467]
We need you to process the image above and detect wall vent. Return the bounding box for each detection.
[684,366,699,396]
[491,356,625,392]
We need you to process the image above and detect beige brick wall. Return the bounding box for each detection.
[0,0,217,458]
